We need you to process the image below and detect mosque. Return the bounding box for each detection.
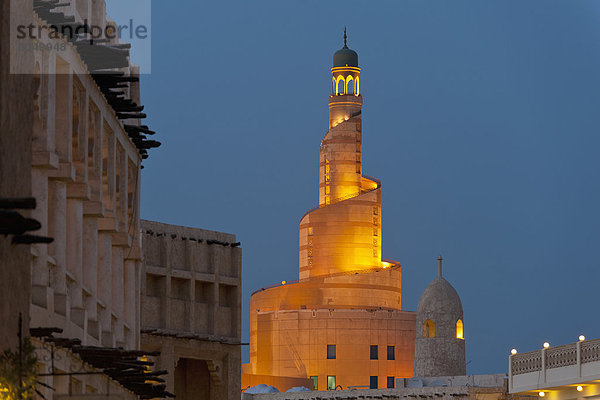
[242,32,466,391]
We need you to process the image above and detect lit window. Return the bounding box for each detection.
[308,227,313,236]
[456,319,464,339]
[325,175,330,182]
[370,376,378,389]
[325,185,330,194]
[423,319,435,338]
[310,376,318,390]
[387,376,395,388]
[327,376,336,390]
[373,207,378,215]
[327,344,336,359]
[387,346,395,360]
[370,345,378,360]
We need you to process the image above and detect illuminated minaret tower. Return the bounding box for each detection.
[300,29,382,279]
[244,32,416,391]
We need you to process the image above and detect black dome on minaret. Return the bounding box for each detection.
[333,28,358,67]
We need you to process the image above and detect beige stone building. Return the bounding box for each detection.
[140,220,243,400]
[1,1,242,400]
[0,0,35,349]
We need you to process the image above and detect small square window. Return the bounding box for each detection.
[370,376,378,389]
[327,375,336,390]
[310,376,318,390]
[327,344,336,359]
[387,345,395,360]
[370,345,378,360]
[387,376,395,388]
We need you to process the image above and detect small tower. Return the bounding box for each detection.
[329,28,362,129]
[414,256,466,377]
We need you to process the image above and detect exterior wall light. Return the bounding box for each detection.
[281,281,286,285]
[579,335,585,341]
[539,392,545,397]
[511,349,517,355]
[543,342,550,348]
[577,386,583,392]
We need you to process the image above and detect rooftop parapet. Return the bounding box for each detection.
[509,338,600,394]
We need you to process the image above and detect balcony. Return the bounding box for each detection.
[509,338,600,396]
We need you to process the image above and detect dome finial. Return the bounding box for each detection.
[437,255,443,277]
[343,26,348,49]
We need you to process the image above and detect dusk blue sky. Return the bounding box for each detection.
[107,1,600,374]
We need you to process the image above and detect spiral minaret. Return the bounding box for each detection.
[244,32,416,392]
[299,29,383,280]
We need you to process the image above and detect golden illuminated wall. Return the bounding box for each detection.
[244,49,417,391]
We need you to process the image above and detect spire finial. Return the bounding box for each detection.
[343,26,348,48]
[437,255,443,277]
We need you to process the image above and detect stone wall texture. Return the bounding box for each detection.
[0,0,34,350]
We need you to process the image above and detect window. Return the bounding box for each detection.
[327,344,336,359]
[387,345,395,360]
[310,376,318,390]
[370,345,378,360]
[456,319,464,339]
[370,376,378,389]
[423,319,435,338]
[308,227,313,236]
[327,376,336,390]
[387,376,395,389]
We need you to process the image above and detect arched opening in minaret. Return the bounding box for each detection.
[346,76,354,94]
[456,319,464,339]
[423,319,435,338]
[336,76,345,95]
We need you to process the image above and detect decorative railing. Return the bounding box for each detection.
[511,338,600,376]
[546,344,577,368]
[581,340,600,363]
[511,351,542,375]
